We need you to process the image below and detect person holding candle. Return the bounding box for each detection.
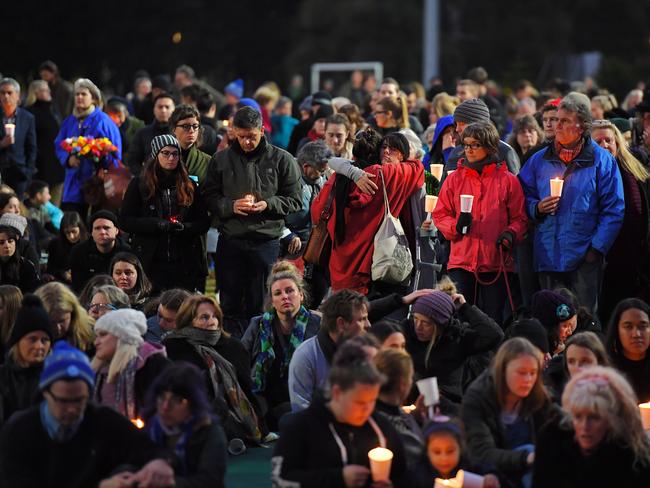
[605,298,650,403]
[518,92,625,318]
[272,341,407,488]
[241,261,321,430]
[433,122,528,324]
[412,420,501,488]
[532,367,650,487]
[0,78,37,199]
[92,308,170,420]
[119,134,210,293]
[54,78,122,217]
[143,362,228,488]
[589,118,650,325]
[461,338,559,488]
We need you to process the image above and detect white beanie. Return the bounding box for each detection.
[95,309,147,346]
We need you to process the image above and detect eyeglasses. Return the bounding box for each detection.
[88,303,116,313]
[48,390,89,406]
[159,150,180,159]
[156,393,188,408]
[462,143,483,150]
[176,123,200,132]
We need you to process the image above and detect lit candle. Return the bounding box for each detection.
[434,478,460,488]
[447,170,455,175]
[430,164,444,181]
[3,123,15,139]
[131,418,145,429]
[401,404,416,414]
[550,177,564,197]
[640,403,650,430]
[425,195,438,213]
[368,447,393,481]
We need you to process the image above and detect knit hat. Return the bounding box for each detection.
[225,78,244,99]
[506,318,549,354]
[299,95,313,113]
[151,74,173,93]
[150,134,181,160]
[0,213,27,236]
[39,341,95,391]
[8,294,55,349]
[381,132,411,160]
[88,209,118,228]
[94,309,147,347]
[73,78,102,104]
[531,290,576,333]
[411,291,455,326]
[610,117,631,133]
[239,98,262,114]
[453,98,490,124]
[312,91,332,106]
[313,104,334,121]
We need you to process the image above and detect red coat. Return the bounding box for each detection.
[432,161,528,273]
[311,160,424,294]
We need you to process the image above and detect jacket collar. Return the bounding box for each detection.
[542,136,595,167]
[317,327,338,366]
[231,136,268,160]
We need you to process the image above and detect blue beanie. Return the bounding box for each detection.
[225,78,244,99]
[412,291,455,326]
[239,97,262,114]
[39,341,95,391]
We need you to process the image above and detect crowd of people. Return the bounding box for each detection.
[0,61,649,487]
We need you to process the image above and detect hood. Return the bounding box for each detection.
[432,115,455,147]
[136,341,167,370]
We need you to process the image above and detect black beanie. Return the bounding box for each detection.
[531,290,576,333]
[505,318,549,355]
[8,294,55,349]
[88,210,118,229]
[313,104,334,121]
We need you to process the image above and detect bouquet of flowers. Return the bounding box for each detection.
[60,136,118,163]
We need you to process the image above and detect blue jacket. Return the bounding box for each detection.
[271,114,299,150]
[0,107,37,178]
[518,139,625,272]
[423,114,455,168]
[54,109,122,204]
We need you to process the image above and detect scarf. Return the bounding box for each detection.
[554,137,585,164]
[148,414,198,476]
[167,327,261,442]
[73,104,95,120]
[461,155,495,174]
[94,356,138,419]
[251,306,309,394]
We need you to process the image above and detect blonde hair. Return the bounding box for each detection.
[91,337,139,383]
[35,282,94,351]
[436,276,458,296]
[592,119,650,182]
[377,96,410,129]
[492,338,549,417]
[264,260,308,310]
[374,348,413,395]
[431,92,461,120]
[562,366,650,469]
[25,80,48,107]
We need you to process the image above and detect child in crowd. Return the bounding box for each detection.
[413,419,501,488]
[23,180,58,234]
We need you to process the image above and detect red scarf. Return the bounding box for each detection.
[554,138,584,164]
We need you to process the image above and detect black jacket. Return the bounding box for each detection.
[272,399,408,488]
[69,236,131,292]
[46,235,81,283]
[0,359,42,428]
[404,303,504,404]
[126,121,170,176]
[119,174,210,286]
[201,137,301,239]
[532,416,650,487]
[26,100,64,185]
[0,402,164,488]
[0,256,40,293]
[461,371,559,483]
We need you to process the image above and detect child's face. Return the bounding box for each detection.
[36,188,51,205]
[427,433,460,478]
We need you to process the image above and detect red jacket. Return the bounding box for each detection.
[432,160,528,273]
[311,160,424,294]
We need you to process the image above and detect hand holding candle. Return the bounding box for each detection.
[368,447,393,482]
[639,403,650,430]
[430,163,444,181]
[3,124,15,145]
[425,195,438,223]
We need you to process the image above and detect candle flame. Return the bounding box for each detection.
[401,404,417,413]
[131,418,145,429]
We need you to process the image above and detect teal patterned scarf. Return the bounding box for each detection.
[252,306,309,394]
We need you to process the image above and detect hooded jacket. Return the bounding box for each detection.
[423,114,455,167]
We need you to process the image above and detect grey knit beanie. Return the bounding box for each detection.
[150,134,181,160]
[453,98,491,124]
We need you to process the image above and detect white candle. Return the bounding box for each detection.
[4,123,15,138]
[640,403,650,430]
[430,163,444,181]
[447,170,455,175]
[416,377,440,406]
[425,195,438,213]
[550,177,564,197]
[368,447,393,481]
[460,194,474,213]
[434,478,460,488]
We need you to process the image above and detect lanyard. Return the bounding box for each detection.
[328,416,386,466]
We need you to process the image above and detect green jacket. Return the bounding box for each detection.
[202,137,301,239]
[185,145,211,184]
